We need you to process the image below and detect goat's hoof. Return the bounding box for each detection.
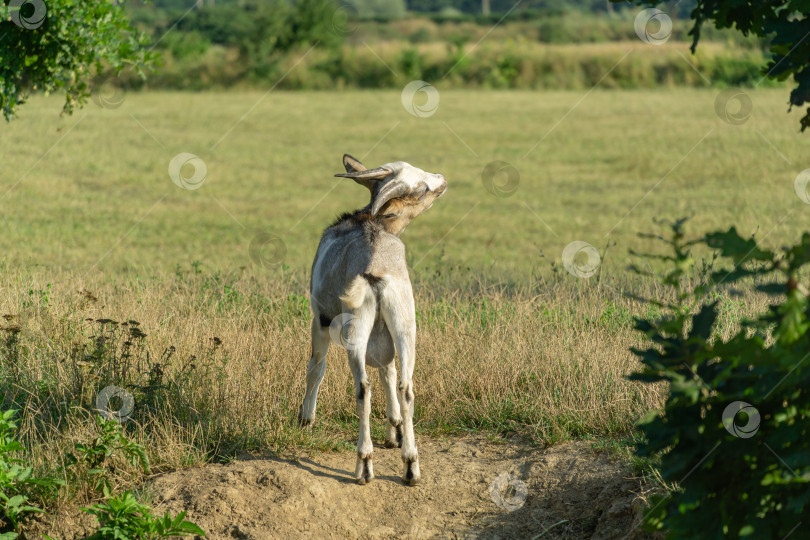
[384,438,398,449]
[357,474,374,485]
[402,458,420,486]
[297,405,312,427]
[356,455,374,485]
[385,423,403,448]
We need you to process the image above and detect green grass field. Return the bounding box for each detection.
[0,87,806,514]
[2,88,805,277]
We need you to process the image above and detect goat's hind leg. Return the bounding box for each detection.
[299,317,331,426]
[380,286,421,486]
[395,335,420,486]
[346,312,375,484]
[378,361,402,448]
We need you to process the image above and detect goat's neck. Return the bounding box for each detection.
[356,205,410,236]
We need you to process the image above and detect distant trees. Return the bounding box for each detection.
[145,0,658,16]
[163,0,343,78]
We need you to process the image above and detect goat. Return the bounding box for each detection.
[299,154,447,486]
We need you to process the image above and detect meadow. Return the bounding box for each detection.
[0,86,806,514]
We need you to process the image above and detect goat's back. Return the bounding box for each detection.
[310,218,408,322]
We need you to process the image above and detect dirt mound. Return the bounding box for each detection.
[46,437,656,539]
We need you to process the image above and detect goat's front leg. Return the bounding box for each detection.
[299,318,331,426]
[346,313,375,485]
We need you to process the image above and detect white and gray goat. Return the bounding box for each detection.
[299,154,447,486]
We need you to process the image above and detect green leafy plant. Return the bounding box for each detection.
[83,491,205,539]
[0,410,64,536]
[65,416,150,497]
[629,219,810,538]
[0,0,156,120]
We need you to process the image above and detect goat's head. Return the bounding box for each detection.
[335,154,447,235]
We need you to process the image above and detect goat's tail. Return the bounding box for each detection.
[341,275,372,310]
[341,274,385,309]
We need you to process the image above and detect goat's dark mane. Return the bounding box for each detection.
[329,208,372,228]
[324,207,387,247]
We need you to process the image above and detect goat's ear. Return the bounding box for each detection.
[342,154,366,173]
[334,166,392,191]
[371,181,409,216]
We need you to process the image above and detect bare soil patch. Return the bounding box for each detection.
[45,437,657,539]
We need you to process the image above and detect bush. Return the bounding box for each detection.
[630,219,810,538]
[173,0,344,78]
[65,417,151,497]
[83,492,204,540]
[0,410,63,537]
[0,0,156,119]
[161,31,211,61]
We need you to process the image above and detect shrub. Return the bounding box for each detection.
[65,416,150,497]
[0,410,63,537]
[161,31,211,61]
[173,0,344,80]
[83,492,204,540]
[0,0,156,119]
[630,219,810,538]
[110,38,772,91]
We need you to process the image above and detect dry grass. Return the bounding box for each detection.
[1,264,769,510]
